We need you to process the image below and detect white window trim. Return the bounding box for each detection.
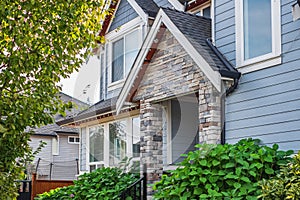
[85,116,140,172]
[86,124,107,171]
[68,136,80,144]
[235,0,281,74]
[106,17,144,91]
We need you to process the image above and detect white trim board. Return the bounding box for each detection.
[116,8,221,114]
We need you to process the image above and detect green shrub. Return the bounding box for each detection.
[153,138,293,200]
[36,167,139,200]
[259,151,300,200]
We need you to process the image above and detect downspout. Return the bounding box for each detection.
[206,38,241,144]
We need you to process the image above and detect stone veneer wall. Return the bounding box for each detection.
[139,100,163,197]
[133,29,205,102]
[134,29,224,198]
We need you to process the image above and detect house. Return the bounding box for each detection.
[29,93,88,180]
[57,0,300,197]
[214,0,300,152]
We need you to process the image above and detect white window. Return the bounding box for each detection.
[235,0,281,73]
[68,136,80,144]
[52,137,59,155]
[88,125,105,171]
[111,29,139,83]
[85,116,140,172]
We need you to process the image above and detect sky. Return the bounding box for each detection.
[60,55,100,104]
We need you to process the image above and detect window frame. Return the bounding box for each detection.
[235,0,281,73]
[85,116,140,172]
[68,136,80,144]
[87,124,106,171]
[106,17,144,91]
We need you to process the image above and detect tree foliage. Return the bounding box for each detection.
[0,0,111,198]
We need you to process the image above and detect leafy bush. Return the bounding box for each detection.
[153,138,293,200]
[259,151,300,200]
[36,167,139,200]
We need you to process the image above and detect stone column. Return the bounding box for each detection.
[198,81,222,144]
[140,100,163,198]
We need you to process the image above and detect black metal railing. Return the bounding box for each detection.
[16,180,32,200]
[119,171,147,200]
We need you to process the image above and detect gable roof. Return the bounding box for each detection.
[116,8,240,114]
[135,0,159,18]
[32,93,88,136]
[100,0,182,36]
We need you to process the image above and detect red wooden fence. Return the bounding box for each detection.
[31,173,74,200]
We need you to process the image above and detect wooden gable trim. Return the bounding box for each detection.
[126,25,166,102]
[99,0,119,37]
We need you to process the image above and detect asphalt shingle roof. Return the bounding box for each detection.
[32,93,88,136]
[163,8,240,78]
[56,98,117,126]
[135,0,159,18]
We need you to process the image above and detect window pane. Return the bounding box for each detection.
[243,0,272,59]
[125,30,139,75]
[112,38,124,82]
[132,117,140,158]
[75,137,80,143]
[109,121,127,166]
[69,137,75,143]
[203,6,211,18]
[89,125,104,162]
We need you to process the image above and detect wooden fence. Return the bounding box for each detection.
[31,173,74,200]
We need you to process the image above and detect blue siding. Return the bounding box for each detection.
[215,0,300,152]
[215,0,236,65]
[109,0,138,32]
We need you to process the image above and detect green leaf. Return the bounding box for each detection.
[225,162,235,168]
[265,168,274,175]
[200,160,207,166]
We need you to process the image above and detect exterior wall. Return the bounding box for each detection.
[108,0,138,32]
[214,0,236,65]
[140,101,163,197]
[29,136,53,179]
[215,0,300,152]
[134,29,205,102]
[29,135,79,180]
[52,134,79,180]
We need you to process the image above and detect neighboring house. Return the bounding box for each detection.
[29,93,88,180]
[57,0,300,196]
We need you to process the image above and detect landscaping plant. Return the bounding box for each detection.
[35,167,139,200]
[259,151,300,200]
[153,138,293,200]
